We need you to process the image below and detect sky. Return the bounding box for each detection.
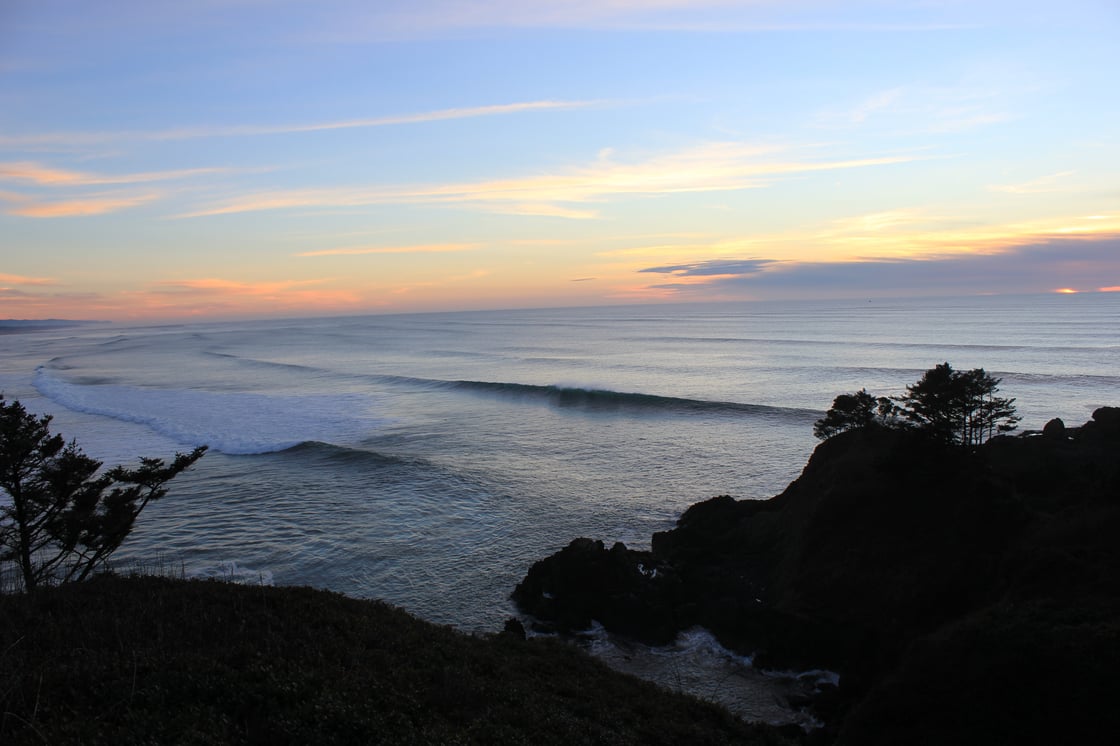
[1,0,1119,321]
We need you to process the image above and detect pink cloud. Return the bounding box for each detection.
[0,272,54,285]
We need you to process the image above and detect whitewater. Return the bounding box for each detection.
[2,293,1117,724]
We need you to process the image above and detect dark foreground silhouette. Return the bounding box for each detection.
[0,575,795,745]
[513,408,1120,745]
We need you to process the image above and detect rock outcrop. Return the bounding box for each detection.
[513,407,1120,744]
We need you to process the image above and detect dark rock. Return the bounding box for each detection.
[511,537,680,644]
[1090,405,1120,434]
[1042,417,1066,438]
[501,617,526,640]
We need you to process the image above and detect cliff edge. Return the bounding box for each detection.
[513,407,1120,744]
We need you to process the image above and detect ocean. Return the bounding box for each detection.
[2,293,1117,724]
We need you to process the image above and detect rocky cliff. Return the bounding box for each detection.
[513,408,1120,744]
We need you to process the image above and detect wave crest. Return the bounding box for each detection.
[33,366,382,455]
[373,374,820,421]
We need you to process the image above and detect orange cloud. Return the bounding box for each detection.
[3,193,158,217]
[0,161,232,218]
[104,277,369,320]
[2,276,378,322]
[0,161,233,186]
[0,162,92,185]
[154,278,333,296]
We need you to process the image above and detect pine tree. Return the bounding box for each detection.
[0,396,205,591]
[897,362,1019,446]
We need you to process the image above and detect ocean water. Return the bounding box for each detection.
[2,293,1117,724]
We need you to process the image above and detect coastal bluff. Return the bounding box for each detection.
[513,407,1120,745]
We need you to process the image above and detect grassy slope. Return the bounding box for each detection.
[0,575,796,745]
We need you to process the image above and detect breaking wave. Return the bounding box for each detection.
[33,366,383,455]
[373,374,822,421]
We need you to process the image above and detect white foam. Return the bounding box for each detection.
[580,623,833,728]
[670,626,756,666]
[33,366,382,455]
[764,666,841,688]
[550,380,618,393]
[188,560,274,586]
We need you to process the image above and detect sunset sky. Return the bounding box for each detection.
[2,0,1118,321]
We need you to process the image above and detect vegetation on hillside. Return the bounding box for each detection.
[0,575,797,745]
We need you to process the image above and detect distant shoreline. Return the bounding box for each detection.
[0,319,108,335]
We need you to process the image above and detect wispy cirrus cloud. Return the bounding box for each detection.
[7,0,982,53]
[0,100,603,149]
[298,243,478,257]
[163,100,603,139]
[816,82,1016,135]
[493,203,602,220]
[0,161,241,217]
[0,161,235,186]
[835,88,907,124]
[0,191,160,217]
[312,0,977,41]
[181,141,926,219]
[988,171,1078,194]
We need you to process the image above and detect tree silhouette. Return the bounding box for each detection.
[0,396,205,591]
[813,389,895,440]
[898,362,1019,446]
[813,363,1019,446]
